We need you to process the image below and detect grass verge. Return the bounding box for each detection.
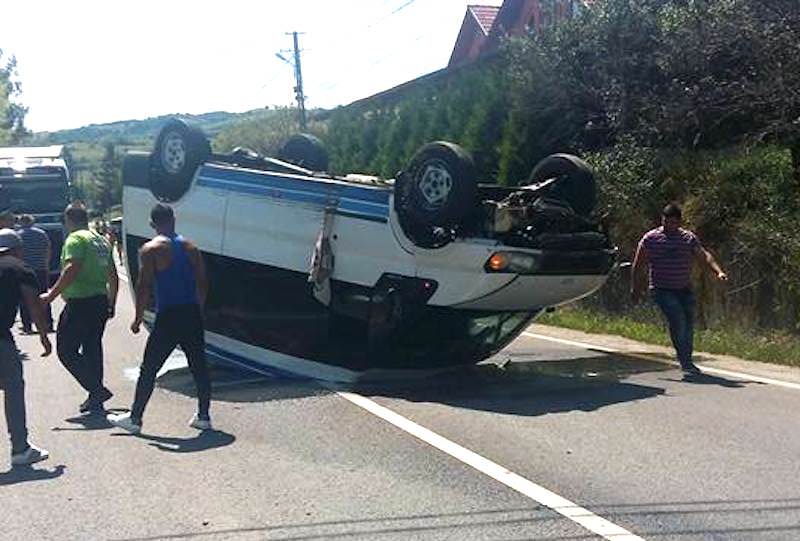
[539,306,800,368]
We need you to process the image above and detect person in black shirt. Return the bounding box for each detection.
[0,228,53,466]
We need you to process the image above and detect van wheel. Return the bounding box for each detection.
[278,133,329,171]
[396,141,477,229]
[150,119,211,202]
[527,154,597,217]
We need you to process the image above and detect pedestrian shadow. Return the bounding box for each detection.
[686,372,747,387]
[0,464,66,486]
[115,429,236,454]
[665,372,750,388]
[52,408,129,431]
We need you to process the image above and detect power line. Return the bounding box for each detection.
[314,30,430,96]
[304,0,429,101]
[303,0,425,65]
[363,0,419,32]
[263,1,426,111]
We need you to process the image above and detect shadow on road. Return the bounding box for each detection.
[110,429,236,453]
[0,464,66,486]
[156,365,325,404]
[665,372,751,388]
[153,351,757,418]
[52,408,130,432]
[349,355,670,417]
[110,497,800,541]
[136,429,236,454]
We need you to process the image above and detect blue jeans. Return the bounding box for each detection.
[0,339,29,454]
[651,288,695,367]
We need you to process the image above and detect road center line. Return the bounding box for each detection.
[523,332,800,392]
[334,389,646,541]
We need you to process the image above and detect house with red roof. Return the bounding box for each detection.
[448,0,585,67]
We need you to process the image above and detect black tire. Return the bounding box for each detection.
[278,133,329,171]
[527,154,597,216]
[150,118,211,202]
[396,141,478,228]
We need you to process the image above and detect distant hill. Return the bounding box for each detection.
[29,108,278,146]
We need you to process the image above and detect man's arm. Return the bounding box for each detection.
[21,284,52,356]
[131,246,155,333]
[630,240,649,299]
[695,245,728,281]
[106,256,119,318]
[41,259,82,304]
[186,244,208,307]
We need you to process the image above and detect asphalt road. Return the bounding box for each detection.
[2,285,800,541]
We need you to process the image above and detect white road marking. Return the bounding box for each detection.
[523,332,800,391]
[522,332,617,354]
[335,390,646,541]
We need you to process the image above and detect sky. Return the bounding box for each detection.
[3,0,503,133]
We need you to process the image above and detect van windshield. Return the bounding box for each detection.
[0,175,69,214]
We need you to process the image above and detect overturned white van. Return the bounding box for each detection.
[122,119,615,381]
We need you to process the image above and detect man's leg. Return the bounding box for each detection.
[56,302,97,393]
[677,290,696,366]
[180,307,211,420]
[79,297,110,401]
[0,340,29,455]
[130,317,178,423]
[652,289,692,367]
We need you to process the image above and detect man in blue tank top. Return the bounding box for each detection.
[108,204,210,434]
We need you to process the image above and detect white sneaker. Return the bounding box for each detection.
[107,413,142,434]
[189,415,213,431]
[11,444,50,466]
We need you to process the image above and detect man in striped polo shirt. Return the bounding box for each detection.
[631,203,727,375]
[17,214,53,333]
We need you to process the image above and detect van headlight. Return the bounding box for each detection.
[485,251,540,274]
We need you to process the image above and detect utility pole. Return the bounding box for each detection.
[276,32,307,131]
[291,32,307,131]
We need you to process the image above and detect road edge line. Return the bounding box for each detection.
[523,332,800,391]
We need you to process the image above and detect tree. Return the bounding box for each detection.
[0,48,28,145]
[95,142,121,212]
[506,0,800,176]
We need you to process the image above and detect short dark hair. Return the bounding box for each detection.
[150,203,175,227]
[64,202,89,227]
[662,203,682,219]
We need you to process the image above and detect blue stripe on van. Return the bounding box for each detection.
[196,165,390,222]
[199,164,391,204]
